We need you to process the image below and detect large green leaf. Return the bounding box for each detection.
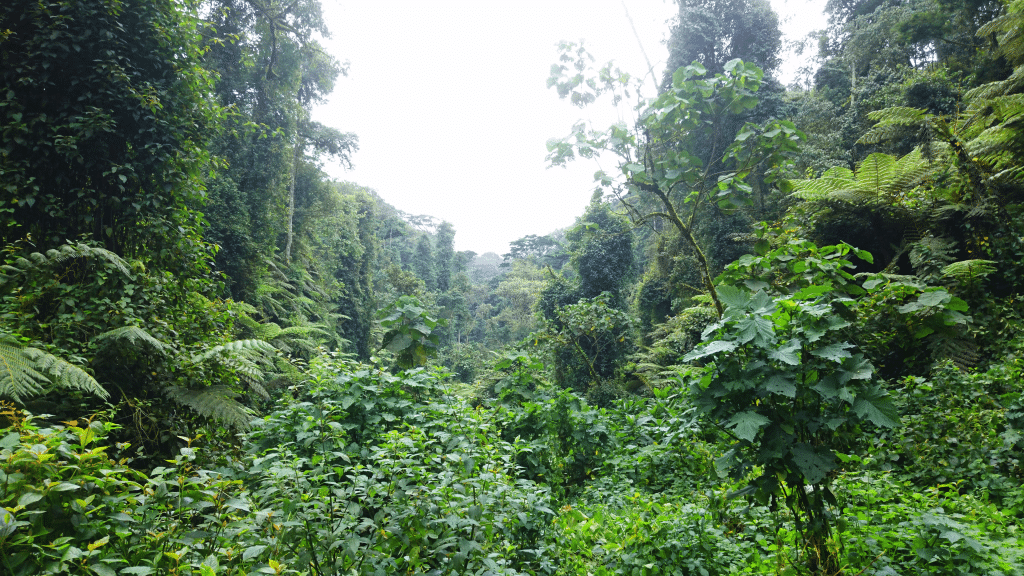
[768,339,802,366]
[791,443,835,485]
[728,411,771,442]
[683,340,737,362]
[717,285,750,309]
[852,386,900,428]
[810,342,853,362]
[763,374,797,397]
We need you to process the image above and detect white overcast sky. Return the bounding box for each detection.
[313,0,828,255]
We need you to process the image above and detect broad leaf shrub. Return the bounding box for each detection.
[551,496,743,576]
[0,415,283,576]
[242,357,558,575]
[489,352,614,492]
[867,357,1024,509]
[834,465,1023,575]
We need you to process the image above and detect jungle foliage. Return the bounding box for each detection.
[3,0,1024,575]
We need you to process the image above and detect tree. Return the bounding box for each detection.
[566,201,635,302]
[663,0,783,83]
[413,235,437,292]
[435,222,456,293]
[1,0,221,272]
[547,51,804,316]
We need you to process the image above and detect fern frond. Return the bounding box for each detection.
[858,107,929,145]
[0,340,50,403]
[977,1,1024,67]
[933,335,979,369]
[163,385,254,430]
[0,243,130,288]
[25,349,108,399]
[941,259,997,282]
[865,106,930,125]
[92,326,168,352]
[193,339,277,364]
[0,335,107,403]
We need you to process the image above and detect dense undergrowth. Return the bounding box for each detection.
[3,344,1022,575]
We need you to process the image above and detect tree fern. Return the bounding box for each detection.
[162,385,254,430]
[977,0,1024,67]
[0,333,107,403]
[790,150,932,205]
[941,259,997,283]
[92,326,169,352]
[0,242,130,287]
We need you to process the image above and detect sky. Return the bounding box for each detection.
[313,1,828,255]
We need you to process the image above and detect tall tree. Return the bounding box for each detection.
[1,0,220,272]
[548,50,803,316]
[413,235,437,292]
[663,0,783,83]
[435,221,456,293]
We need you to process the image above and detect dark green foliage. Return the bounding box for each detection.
[0,0,220,274]
[868,359,1024,503]
[566,201,635,302]
[413,235,437,292]
[663,0,782,83]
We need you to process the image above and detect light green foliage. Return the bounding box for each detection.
[244,362,557,575]
[377,295,445,371]
[0,333,106,404]
[790,149,932,204]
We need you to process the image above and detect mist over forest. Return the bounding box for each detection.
[3,1,1024,574]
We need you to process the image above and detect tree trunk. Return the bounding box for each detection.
[285,133,301,264]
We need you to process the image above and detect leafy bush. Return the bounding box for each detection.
[242,359,558,575]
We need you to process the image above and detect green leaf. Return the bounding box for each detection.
[852,386,899,428]
[945,297,969,312]
[242,545,267,561]
[914,289,952,309]
[728,411,771,442]
[791,443,835,484]
[717,285,750,309]
[792,284,831,301]
[763,374,797,397]
[735,315,774,345]
[384,333,412,353]
[0,432,18,449]
[768,340,802,366]
[90,564,116,576]
[683,340,737,362]
[810,342,853,362]
[862,278,884,290]
[17,491,43,507]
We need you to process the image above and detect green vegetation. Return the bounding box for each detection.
[3,0,1024,574]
